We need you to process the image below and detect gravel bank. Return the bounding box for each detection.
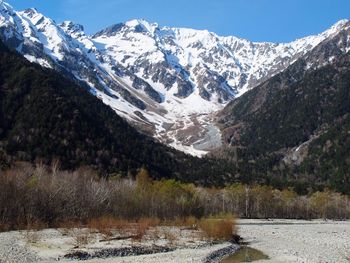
[0,228,233,263]
[237,219,350,263]
[202,244,239,263]
[0,231,39,263]
[1,220,349,262]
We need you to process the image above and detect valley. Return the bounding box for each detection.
[0,1,349,189]
[1,1,349,155]
[0,1,350,262]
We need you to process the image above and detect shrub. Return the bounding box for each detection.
[87,217,128,237]
[132,220,151,242]
[162,228,178,245]
[198,218,235,241]
[70,229,92,248]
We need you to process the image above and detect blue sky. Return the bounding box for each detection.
[7,0,350,42]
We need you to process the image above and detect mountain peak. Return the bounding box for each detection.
[325,19,350,36]
[93,19,158,38]
[1,3,349,156]
[24,7,38,13]
[93,23,125,38]
[0,1,13,13]
[60,21,85,35]
[22,7,41,19]
[332,19,349,28]
[125,19,158,34]
[19,7,53,27]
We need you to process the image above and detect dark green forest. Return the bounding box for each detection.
[218,52,350,194]
[0,41,233,185]
[1,38,350,194]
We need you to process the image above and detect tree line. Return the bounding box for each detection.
[0,163,349,231]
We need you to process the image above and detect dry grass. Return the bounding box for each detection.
[56,219,81,229]
[162,228,178,245]
[70,229,92,248]
[138,217,160,228]
[86,217,160,241]
[198,218,235,241]
[84,216,202,243]
[0,223,12,232]
[148,227,161,243]
[131,218,156,242]
[25,219,47,231]
[181,216,198,229]
[17,215,236,245]
[56,220,82,236]
[22,219,47,244]
[87,217,128,238]
[162,216,199,229]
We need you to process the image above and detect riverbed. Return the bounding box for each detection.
[0,220,349,263]
[235,219,350,263]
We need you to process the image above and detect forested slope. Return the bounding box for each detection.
[0,41,231,184]
[218,45,350,193]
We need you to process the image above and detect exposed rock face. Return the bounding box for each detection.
[0,1,348,155]
[216,24,350,192]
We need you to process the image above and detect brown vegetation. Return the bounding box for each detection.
[70,229,92,248]
[199,218,236,241]
[0,163,349,234]
[87,217,127,237]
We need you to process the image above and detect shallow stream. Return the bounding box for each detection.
[220,247,269,263]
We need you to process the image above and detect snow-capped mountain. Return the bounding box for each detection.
[0,1,349,156]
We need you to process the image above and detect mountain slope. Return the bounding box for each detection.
[0,1,348,155]
[0,39,236,186]
[217,28,350,193]
[0,40,169,174]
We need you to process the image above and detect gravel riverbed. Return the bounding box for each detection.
[0,231,39,263]
[0,220,349,263]
[237,219,350,263]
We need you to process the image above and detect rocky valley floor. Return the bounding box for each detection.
[0,220,349,263]
[237,219,350,263]
[0,226,236,263]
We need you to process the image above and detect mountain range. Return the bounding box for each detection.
[1,1,348,156]
[217,21,350,192]
[0,38,233,186]
[0,1,350,193]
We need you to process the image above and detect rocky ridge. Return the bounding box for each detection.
[0,1,348,155]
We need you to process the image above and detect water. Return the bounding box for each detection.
[221,247,269,263]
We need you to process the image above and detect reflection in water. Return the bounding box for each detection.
[221,247,269,263]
